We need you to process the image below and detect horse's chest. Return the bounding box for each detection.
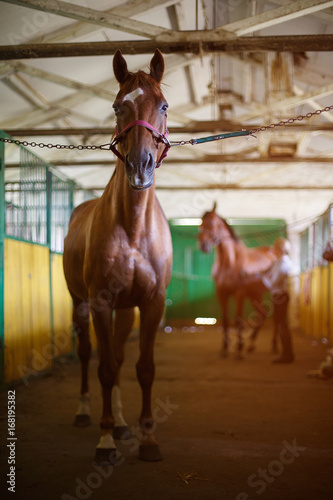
[213,264,238,292]
[101,248,158,305]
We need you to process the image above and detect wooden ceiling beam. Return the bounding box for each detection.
[29,0,178,44]
[0,54,198,129]
[1,61,117,100]
[1,35,333,60]
[85,185,333,191]
[5,123,333,137]
[2,0,168,39]
[238,82,333,121]
[214,0,333,38]
[269,0,333,24]
[5,156,333,169]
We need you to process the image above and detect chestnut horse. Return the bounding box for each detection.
[63,50,172,464]
[198,203,277,357]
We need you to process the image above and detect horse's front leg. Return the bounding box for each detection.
[136,296,165,462]
[235,296,244,359]
[92,305,118,465]
[112,307,135,440]
[219,295,229,357]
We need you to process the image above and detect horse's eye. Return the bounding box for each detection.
[113,104,119,114]
[161,103,168,112]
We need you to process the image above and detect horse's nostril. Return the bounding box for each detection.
[147,152,154,169]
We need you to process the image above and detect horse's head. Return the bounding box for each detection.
[198,203,238,253]
[112,49,169,190]
[198,203,223,253]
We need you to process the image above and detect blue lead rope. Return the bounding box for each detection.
[191,130,252,144]
[170,129,252,147]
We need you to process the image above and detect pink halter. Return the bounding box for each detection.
[109,120,170,168]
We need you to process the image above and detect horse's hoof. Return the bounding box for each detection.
[247,345,255,353]
[139,444,163,462]
[93,448,117,466]
[74,414,91,427]
[113,425,131,440]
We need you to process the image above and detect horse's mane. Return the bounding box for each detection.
[220,216,240,242]
[203,211,240,242]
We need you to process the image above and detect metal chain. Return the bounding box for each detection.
[249,105,333,135]
[0,137,104,150]
[1,105,332,151]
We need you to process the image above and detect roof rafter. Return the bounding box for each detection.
[156,0,333,42]
[6,156,333,168]
[30,0,178,44]
[238,82,333,121]
[1,35,333,59]
[0,54,200,129]
[1,0,169,39]
[1,61,116,101]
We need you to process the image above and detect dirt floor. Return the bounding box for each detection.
[1,322,333,500]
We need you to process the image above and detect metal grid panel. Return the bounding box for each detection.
[3,139,97,252]
[5,147,48,244]
[50,173,73,253]
[300,204,332,271]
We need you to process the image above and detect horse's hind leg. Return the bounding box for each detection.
[72,296,92,427]
[112,307,135,440]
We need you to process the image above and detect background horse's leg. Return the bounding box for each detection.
[93,306,118,465]
[272,322,279,354]
[136,297,165,462]
[247,295,267,353]
[112,307,135,440]
[72,295,92,427]
[235,296,244,359]
[219,297,229,357]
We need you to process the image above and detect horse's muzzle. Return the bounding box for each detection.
[198,239,212,253]
[125,152,155,190]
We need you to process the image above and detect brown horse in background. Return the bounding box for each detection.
[63,50,172,464]
[198,203,277,357]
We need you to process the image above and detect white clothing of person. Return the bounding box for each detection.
[262,255,294,295]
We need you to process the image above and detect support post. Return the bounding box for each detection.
[0,132,5,386]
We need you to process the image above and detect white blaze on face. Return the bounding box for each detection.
[123,87,144,103]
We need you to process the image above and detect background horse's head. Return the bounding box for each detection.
[112,49,169,190]
[198,202,238,253]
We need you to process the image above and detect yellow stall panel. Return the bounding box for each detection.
[299,266,331,341]
[4,239,52,384]
[299,272,312,337]
[329,263,333,342]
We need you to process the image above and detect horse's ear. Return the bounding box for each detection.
[113,49,129,85]
[150,49,164,83]
[212,201,217,212]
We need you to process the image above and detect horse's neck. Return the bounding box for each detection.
[104,163,155,242]
[216,224,242,269]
